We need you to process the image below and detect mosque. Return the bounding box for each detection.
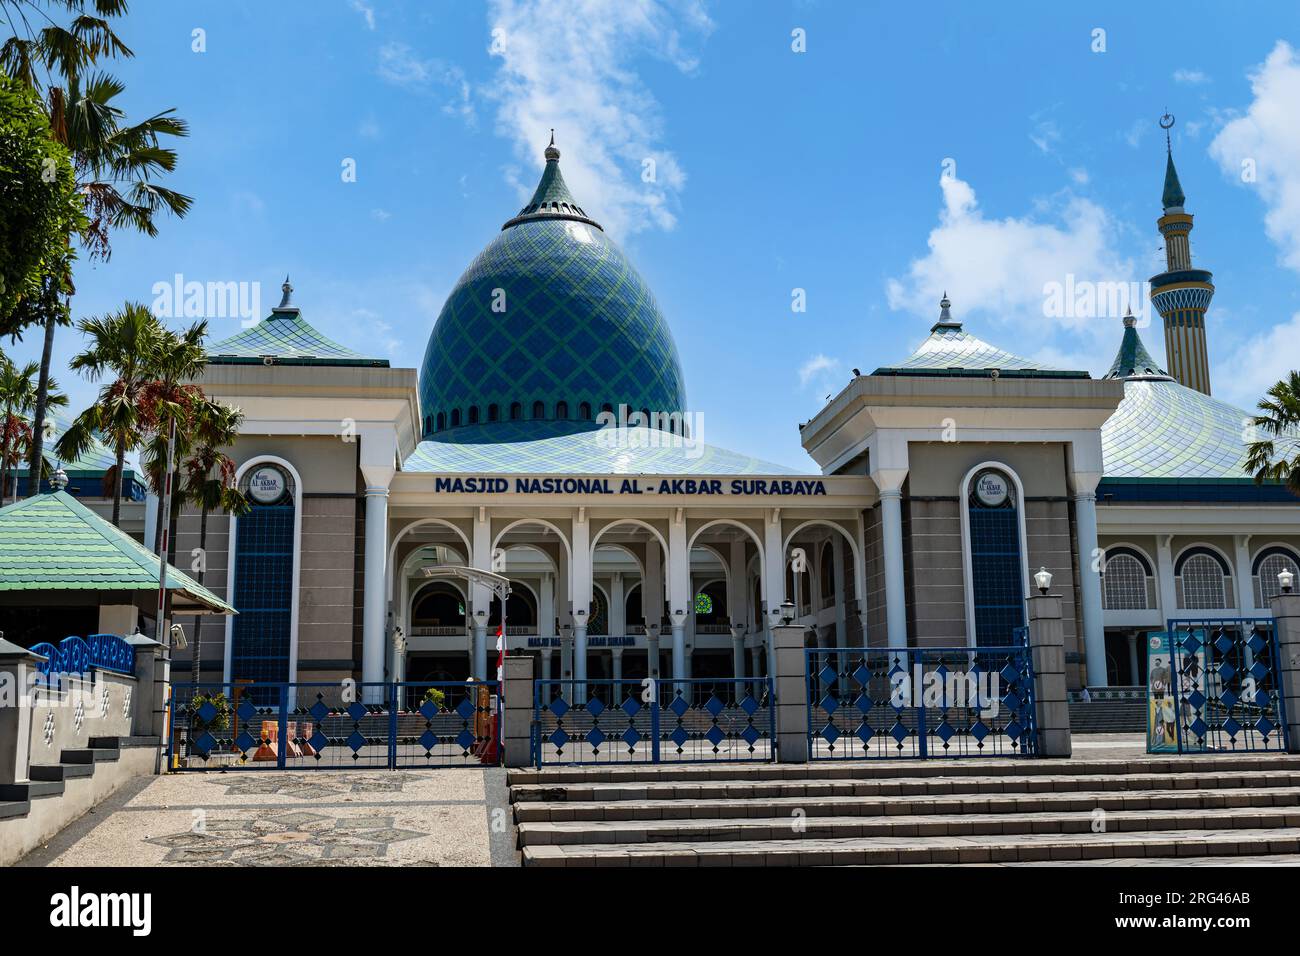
[20,132,1300,696]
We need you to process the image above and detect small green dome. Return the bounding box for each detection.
[418,140,687,438]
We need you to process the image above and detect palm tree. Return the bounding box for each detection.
[55,301,159,524]
[0,351,67,502]
[2,3,192,498]
[182,399,248,684]
[138,320,208,560]
[1246,371,1300,496]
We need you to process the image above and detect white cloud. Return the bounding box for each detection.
[885,173,1135,344]
[349,1,375,30]
[1173,68,1210,85]
[1209,41,1300,272]
[486,0,712,237]
[1214,311,1300,410]
[1124,118,1148,149]
[371,208,392,222]
[798,354,837,389]
[377,43,475,122]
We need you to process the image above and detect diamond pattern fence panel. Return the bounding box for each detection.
[168,682,500,771]
[806,645,1038,760]
[1166,619,1290,753]
[532,678,773,766]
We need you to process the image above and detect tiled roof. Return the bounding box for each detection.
[1103,317,1167,379]
[0,492,235,613]
[1102,378,1300,480]
[403,421,800,475]
[873,297,1087,379]
[206,305,388,368]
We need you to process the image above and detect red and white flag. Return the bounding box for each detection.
[495,626,506,687]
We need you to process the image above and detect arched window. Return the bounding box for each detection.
[532,401,545,420]
[961,466,1025,646]
[423,415,431,435]
[1175,547,1230,609]
[601,403,614,415]
[468,406,480,424]
[1254,547,1300,605]
[579,402,592,420]
[1102,548,1153,610]
[510,402,522,421]
[488,404,499,422]
[820,542,835,600]
[555,401,569,420]
[435,412,446,432]
[450,408,461,428]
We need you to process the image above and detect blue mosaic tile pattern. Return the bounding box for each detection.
[403,421,802,475]
[417,158,687,434]
[207,308,387,367]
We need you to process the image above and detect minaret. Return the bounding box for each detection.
[1149,114,1215,395]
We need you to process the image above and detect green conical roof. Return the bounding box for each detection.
[1162,149,1186,210]
[1104,314,1169,379]
[501,135,602,230]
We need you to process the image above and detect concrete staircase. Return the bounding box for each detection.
[509,753,1300,866]
[1068,697,1147,733]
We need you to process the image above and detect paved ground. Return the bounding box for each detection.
[16,768,518,867]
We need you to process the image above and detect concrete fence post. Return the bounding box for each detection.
[0,638,44,786]
[127,634,167,739]
[1025,595,1071,758]
[771,623,809,763]
[501,655,535,768]
[1268,593,1300,754]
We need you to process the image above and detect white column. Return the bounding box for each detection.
[831,533,847,648]
[610,572,626,637]
[644,538,663,628]
[540,647,553,681]
[668,515,690,685]
[1156,535,1178,624]
[539,572,555,638]
[611,647,623,700]
[728,537,747,635]
[471,508,491,681]
[731,626,746,686]
[1074,491,1107,687]
[763,510,786,680]
[1126,632,1140,686]
[878,489,908,649]
[647,628,661,679]
[362,485,390,701]
[574,624,588,697]
[1233,535,1255,614]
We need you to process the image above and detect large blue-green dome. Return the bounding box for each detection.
[418,139,687,441]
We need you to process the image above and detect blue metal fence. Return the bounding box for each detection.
[1165,618,1290,753]
[29,633,135,681]
[167,681,500,771]
[532,678,774,766]
[806,641,1038,759]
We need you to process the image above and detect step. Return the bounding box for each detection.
[506,753,1300,788]
[518,805,1300,846]
[520,827,1300,866]
[29,763,95,782]
[88,735,158,749]
[59,747,120,765]
[509,769,1300,805]
[0,800,30,821]
[513,785,1300,823]
[0,779,65,801]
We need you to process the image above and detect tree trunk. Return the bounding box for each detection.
[26,309,58,497]
[111,437,125,526]
[191,506,209,686]
[0,400,12,507]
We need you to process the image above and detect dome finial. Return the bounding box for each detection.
[545,129,560,162]
[279,275,293,309]
[1123,308,1137,328]
[931,290,961,332]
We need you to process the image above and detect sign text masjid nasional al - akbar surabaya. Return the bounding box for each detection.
[431,476,829,496]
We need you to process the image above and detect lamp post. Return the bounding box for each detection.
[1034,567,1053,596]
[1280,567,1295,594]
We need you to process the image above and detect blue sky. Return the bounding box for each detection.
[8,0,1300,468]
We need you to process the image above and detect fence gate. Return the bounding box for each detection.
[532,678,774,766]
[1164,619,1290,753]
[168,681,499,770]
[806,642,1038,759]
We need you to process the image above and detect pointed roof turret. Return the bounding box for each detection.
[930,291,961,332]
[1159,114,1186,210]
[1104,310,1171,380]
[205,276,389,368]
[502,133,603,231]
